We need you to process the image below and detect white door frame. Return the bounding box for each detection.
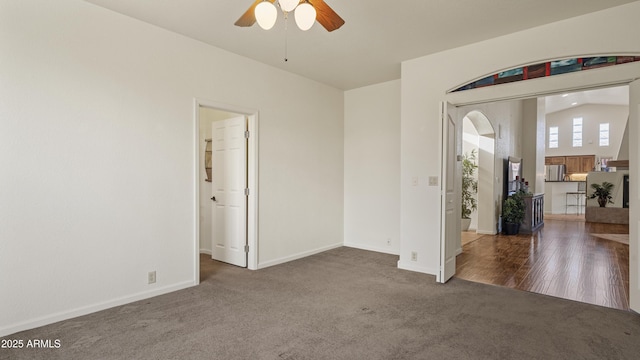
[628,79,639,311]
[193,98,259,284]
[442,62,640,308]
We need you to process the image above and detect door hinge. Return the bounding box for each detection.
[245,188,250,196]
[244,245,249,253]
[244,130,250,139]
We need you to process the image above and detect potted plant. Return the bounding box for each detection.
[502,190,526,235]
[588,181,614,207]
[461,149,478,231]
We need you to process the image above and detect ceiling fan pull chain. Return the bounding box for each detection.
[284,12,289,62]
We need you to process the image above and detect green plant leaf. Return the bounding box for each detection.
[461,149,478,219]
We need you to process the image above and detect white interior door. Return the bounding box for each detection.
[439,101,461,283]
[211,116,247,267]
[629,79,640,311]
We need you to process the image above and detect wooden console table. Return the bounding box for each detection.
[521,193,544,234]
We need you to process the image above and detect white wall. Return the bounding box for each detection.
[198,108,238,254]
[0,0,343,336]
[586,171,629,208]
[545,104,628,160]
[344,80,400,254]
[522,98,545,195]
[400,2,640,277]
[458,101,524,235]
[618,119,629,160]
[536,98,547,195]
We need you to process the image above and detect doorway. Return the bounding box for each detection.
[194,99,259,284]
[447,84,634,310]
[460,111,496,246]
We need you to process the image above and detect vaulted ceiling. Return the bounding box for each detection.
[84,0,638,90]
[545,86,629,114]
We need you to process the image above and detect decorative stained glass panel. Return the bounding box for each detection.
[451,55,640,93]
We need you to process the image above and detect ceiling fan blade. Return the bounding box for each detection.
[235,0,276,27]
[312,0,345,32]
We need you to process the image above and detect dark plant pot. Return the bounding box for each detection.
[504,222,520,235]
[598,198,607,207]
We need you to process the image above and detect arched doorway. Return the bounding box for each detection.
[462,111,496,237]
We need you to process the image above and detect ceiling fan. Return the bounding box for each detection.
[235,0,345,32]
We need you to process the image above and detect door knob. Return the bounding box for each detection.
[211,196,216,201]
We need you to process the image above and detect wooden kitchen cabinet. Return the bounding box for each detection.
[546,155,595,174]
[581,155,595,172]
[545,156,565,165]
[565,156,581,174]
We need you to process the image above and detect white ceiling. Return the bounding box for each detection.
[83,0,638,90]
[544,86,629,114]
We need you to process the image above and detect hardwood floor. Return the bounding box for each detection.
[456,215,630,310]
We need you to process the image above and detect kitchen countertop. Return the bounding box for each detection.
[545,180,586,183]
[544,181,585,214]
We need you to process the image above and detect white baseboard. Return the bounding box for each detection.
[258,243,343,269]
[397,260,438,276]
[199,249,212,255]
[476,230,496,235]
[343,242,399,255]
[0,280,196,338]
[456,247,463,255]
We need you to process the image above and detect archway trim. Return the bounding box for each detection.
[450,56,640,93]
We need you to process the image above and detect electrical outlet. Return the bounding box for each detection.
[148,271,156,284]
[428,176,439,186]
[411,251,418,261]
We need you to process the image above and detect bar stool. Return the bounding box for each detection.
[565,181,586,214]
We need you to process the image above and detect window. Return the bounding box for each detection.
[599,123,610,146]
[572,117,582,147]
[548,126,559,148]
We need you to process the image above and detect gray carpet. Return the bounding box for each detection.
[2,247,640,359]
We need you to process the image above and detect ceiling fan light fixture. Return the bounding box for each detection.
[294,2,316,31]
[279,0,300,13]
[255,1,278,30]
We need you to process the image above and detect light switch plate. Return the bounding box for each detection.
[428,176,439,186]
